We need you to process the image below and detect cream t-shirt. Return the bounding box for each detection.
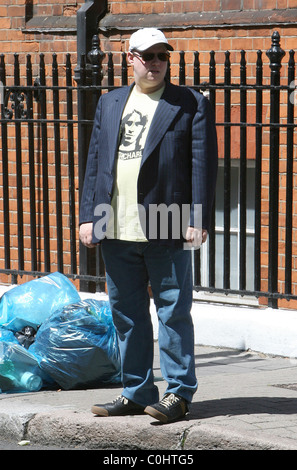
[106,85,164,241]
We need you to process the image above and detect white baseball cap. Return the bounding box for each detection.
[129,28,174,52]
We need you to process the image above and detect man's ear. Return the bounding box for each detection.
[127,51,134,65]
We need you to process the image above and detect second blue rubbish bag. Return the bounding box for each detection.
[29,299,121,390]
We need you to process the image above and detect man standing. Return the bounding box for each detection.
[79,28,218,423]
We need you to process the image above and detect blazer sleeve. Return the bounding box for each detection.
[190,91,218,231]
[79,98,102,225]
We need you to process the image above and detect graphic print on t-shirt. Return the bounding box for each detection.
[118,109,148,160]
[106,85,164,241]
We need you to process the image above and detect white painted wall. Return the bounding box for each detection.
[1,284,297,358]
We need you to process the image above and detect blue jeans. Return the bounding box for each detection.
[101,239,198,407]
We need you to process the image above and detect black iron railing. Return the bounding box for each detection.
[0,32,296,308]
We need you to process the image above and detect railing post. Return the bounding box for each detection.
[208,51,216,288]
[239,50,247,291]
[179,51,185,86]
[266,31,285,308]
[254,50,263,293]
[75,0,106,82]
[285,50,295,295]
[0,55,11,273]
[88,35,106,292]
[75,1,107,292]
[223,50,231,291]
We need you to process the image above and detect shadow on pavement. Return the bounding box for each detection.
[188,396,297,420]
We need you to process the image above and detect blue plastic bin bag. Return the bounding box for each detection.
[0,341,44,393]
[0,272,81,332]
[0,328,18,345]
[29,299,121,390]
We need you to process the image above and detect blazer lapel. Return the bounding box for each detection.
[108,85,132,165]
[141,82,181,167]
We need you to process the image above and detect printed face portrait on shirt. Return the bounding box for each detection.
[119,109,148,152]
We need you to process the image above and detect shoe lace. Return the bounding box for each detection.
[159,393,180,409]
[113,395,129,405]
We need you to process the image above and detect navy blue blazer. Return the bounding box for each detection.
[79,80,218,247]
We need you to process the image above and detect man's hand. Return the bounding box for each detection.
[79,222,96,248]
[185,227,208,249]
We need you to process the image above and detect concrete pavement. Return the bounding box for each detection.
[1,343,297,451]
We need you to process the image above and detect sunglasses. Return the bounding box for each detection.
[133,51,170,62]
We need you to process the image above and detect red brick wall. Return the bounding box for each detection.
[106,0,297,14]
[0,1,84,287]
[0,0,82,59]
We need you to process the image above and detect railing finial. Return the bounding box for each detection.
[266,31,285,70]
